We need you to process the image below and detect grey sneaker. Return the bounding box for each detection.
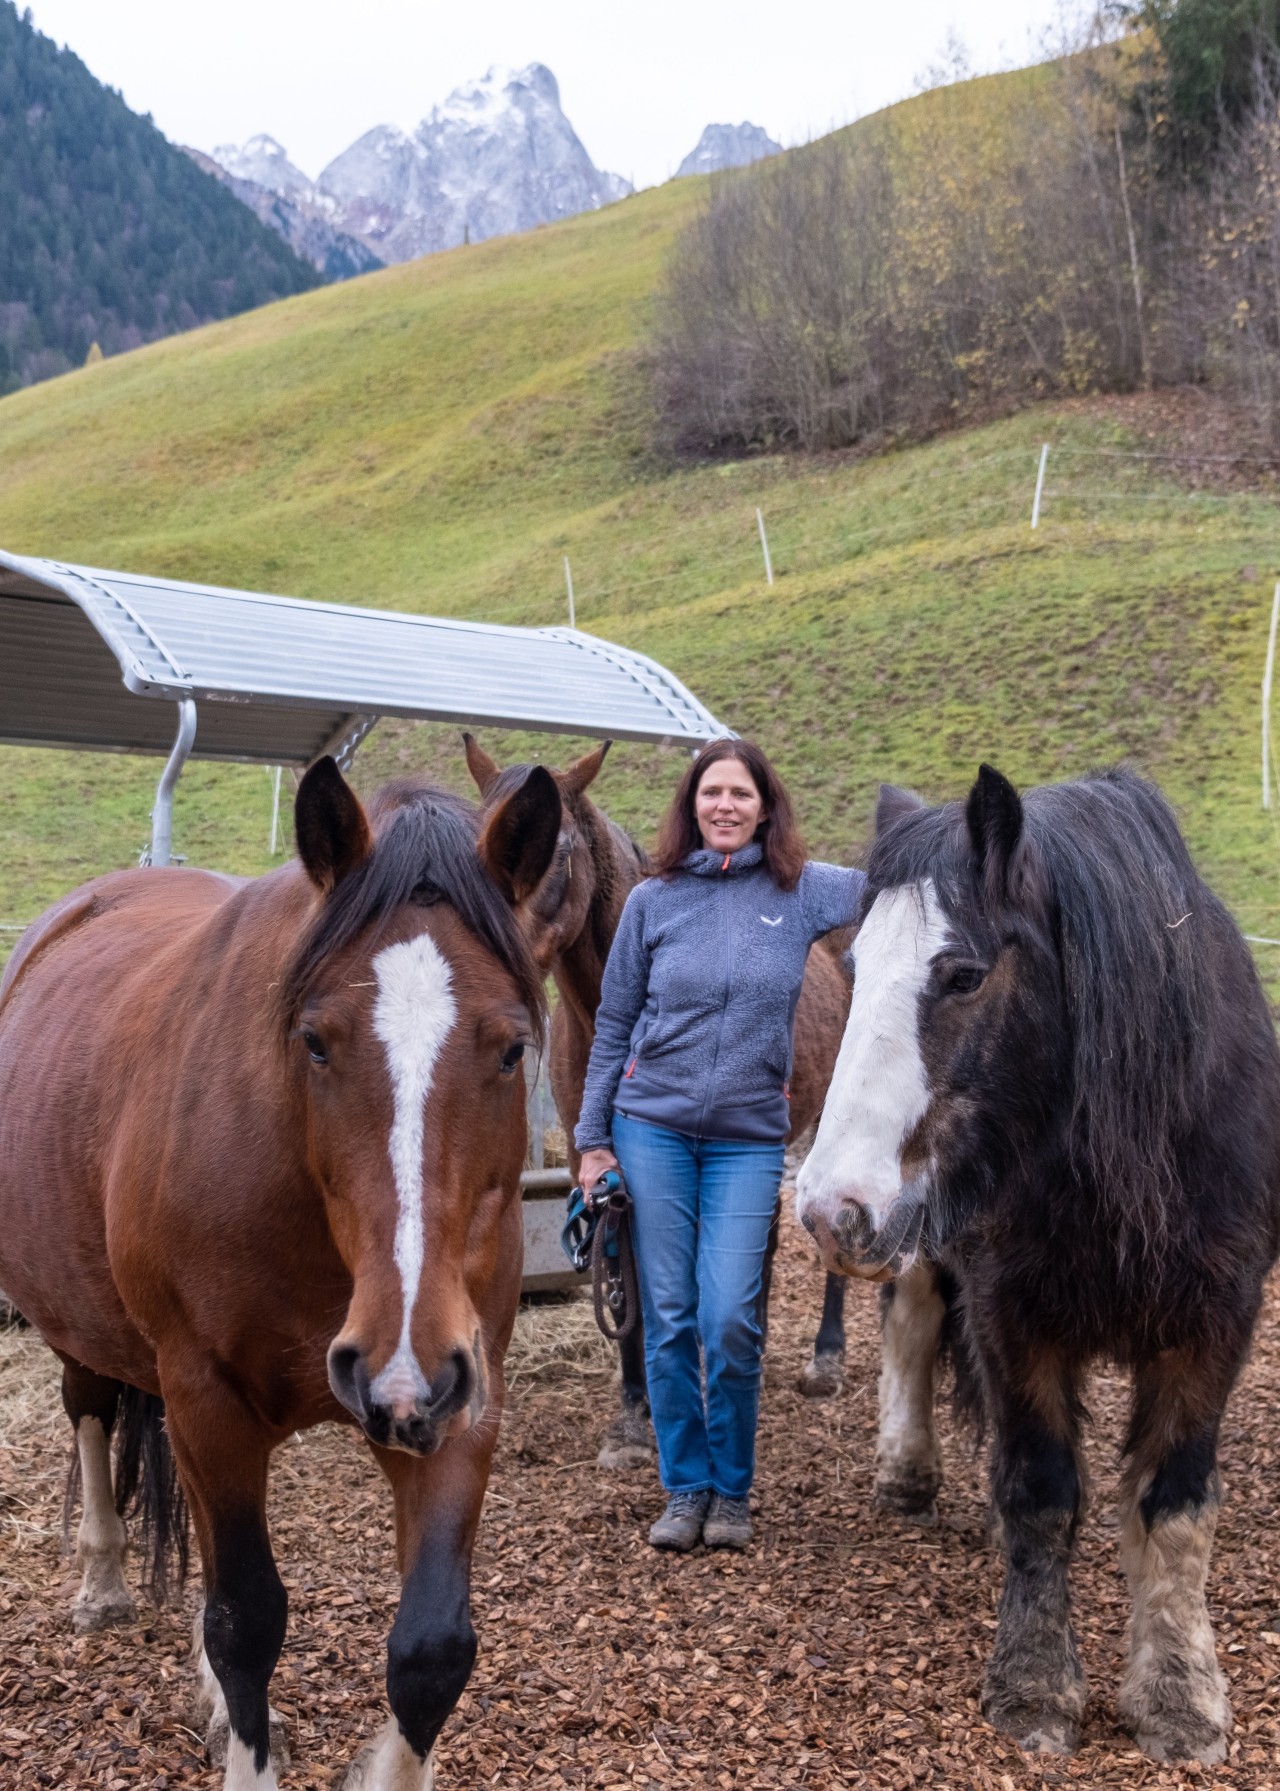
[649,1491,710,1551]
[703,1494,752,1549]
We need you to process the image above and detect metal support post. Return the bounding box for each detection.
[148,699,197,867]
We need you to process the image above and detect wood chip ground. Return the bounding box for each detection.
[2,1192,1279,1788]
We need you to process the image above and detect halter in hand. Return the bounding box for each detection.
[560,1169,638,1341]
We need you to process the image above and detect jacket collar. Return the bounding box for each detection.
[681,841,765,878]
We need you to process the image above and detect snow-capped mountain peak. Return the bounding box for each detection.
[212,134,315,204]
[312,62,630,263]
[677,122,782,178]
[210,64,631,274]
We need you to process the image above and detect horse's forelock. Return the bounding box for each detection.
[281,783,547,1032]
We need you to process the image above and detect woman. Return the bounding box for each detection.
[575,739,865,1550]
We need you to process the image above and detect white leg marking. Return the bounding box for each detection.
[340,1717,436,1790]
[224,1732,280,1791]
[71,1415,136,1632]
[371,934,457,1410]
[875,1262,945,1517]
[1119,1497,1231,1764]
[193,1617,290,1784]
[796,881,950,1236]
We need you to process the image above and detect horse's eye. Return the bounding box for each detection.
[500,1042,526,1076]
[302,1029,328,1065]
[945,965,986,997]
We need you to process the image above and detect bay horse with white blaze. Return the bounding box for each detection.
[0,757,562,1790]
[462,733,855,1469]
[797,765,1280,1764]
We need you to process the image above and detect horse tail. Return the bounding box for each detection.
[112,1386,190,1604]
[937,1266,986,1433]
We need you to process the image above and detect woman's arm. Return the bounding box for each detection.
[572,886,652,1153]
[801,861,867,939]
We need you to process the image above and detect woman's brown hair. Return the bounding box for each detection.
[653,739,807,890]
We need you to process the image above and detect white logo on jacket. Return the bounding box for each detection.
[760,915,783,926]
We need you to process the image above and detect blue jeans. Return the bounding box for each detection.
[612,1113,784,1500]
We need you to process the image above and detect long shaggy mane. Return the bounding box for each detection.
[282,778,548,1031]
[870,766,1245,1241]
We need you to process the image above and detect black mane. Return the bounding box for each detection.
[869,766,1243,1240]
[283,779,548,1030]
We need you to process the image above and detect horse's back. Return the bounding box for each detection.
[2,865,243,1006]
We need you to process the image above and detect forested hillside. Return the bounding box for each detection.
[0,1,319,394]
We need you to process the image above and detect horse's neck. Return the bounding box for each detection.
[554,806,645,1037]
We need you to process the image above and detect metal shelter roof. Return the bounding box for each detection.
[0,549,729,764]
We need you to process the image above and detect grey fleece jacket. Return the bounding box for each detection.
[574,843,865,1149]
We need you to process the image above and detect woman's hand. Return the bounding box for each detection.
[577,1148,619,1196]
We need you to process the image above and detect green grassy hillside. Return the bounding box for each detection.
[2,69,1278,995]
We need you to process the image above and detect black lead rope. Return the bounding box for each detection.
[561,1169,639,1341]
[589,1181,639,1341]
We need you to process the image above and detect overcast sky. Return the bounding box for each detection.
[25,1,1072,190]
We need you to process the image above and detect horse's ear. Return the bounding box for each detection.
[965,763,1024,902]
[295,757,374,893]
[561,739,611,797]
[462,732,501,798]
[875,783,924,837]
[478,765,563,904]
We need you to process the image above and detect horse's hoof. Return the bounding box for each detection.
[1119,1675,1231,1766]
[798,1352,844,1398]
[207,1705,291,1772]
[1127,1722,1229,1767]
[597,1407,655,1471]
[72,1589,136,1633]
[873,1468,940,1525]
[981,1691,1081,1756]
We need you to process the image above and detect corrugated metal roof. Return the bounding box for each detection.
[0,549,729,763]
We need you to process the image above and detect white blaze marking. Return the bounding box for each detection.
[371,934,457,1408]
[796,880,950,1235]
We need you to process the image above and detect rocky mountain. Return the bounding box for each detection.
[677,122,782,178]
[0,0,318,394]
[212,65,631,270]
[188,141,382,282]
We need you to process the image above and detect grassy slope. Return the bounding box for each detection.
[1,70,1278,994]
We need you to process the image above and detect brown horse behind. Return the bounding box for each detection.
[463,734,855,1472]
[0,758,562,1791]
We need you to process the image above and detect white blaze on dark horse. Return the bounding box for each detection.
[798,880,949,1270]
[0,757,564,1791]
[798,764,1280,1766]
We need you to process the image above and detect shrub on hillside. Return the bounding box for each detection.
[648,48,1204,456]
[650,21,1280,458]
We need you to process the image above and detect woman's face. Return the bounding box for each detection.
[694,757,766,855]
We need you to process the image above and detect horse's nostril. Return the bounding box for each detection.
[800,1211,817,1237]
[327,1342,371,1422]
[424,1347,472,1416]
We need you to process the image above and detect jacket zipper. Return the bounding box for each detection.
[697,862,735,1138]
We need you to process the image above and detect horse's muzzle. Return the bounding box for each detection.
[327,1341,475,1454]
[800,1191,925,1282]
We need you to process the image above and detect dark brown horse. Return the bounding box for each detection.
[799,765,1280,1763]
[463,734,855,1471]
[0,757,562,1791]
